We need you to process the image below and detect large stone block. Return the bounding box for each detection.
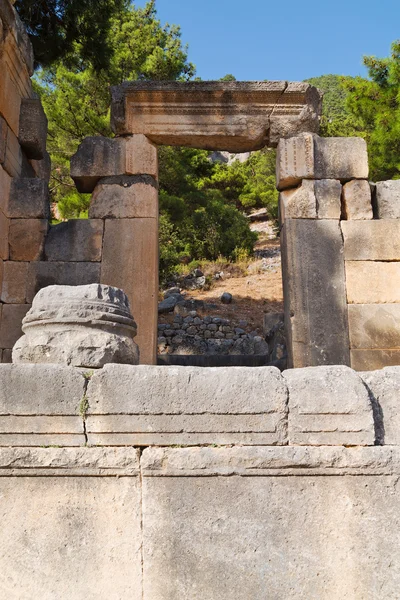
[0,66,21,136]
[86,364,288,446]
[0,0,34,75]
[342,220,400,260]
[346,261,400,304]
[277,134,368,190]
[111,81,322,151]
[351,349,400,371]
[141,447,400,600]
[284,365,375,445]
[349,304,400,349]
[281,218,350,367]
[0,115,7,164]
[0,303,31,348]
[362,367,400,445]
[375,180,400,218]
[18,98,48,160]
[101,219,158,364]
[0,260,28,302]
[314,179,341,219]
[45,219,103,262]
[0,164,11,214]
[71,134,158,193]
[3,124,22,177]
[279,179,316,221]
[9,218,48,261]
[26,262,101,303]
[342,179,373,220]
[30,150,51,183]
[89,175,158,219]
[0,477,142,599]
[0,208,9,259]
[7,178,49,218]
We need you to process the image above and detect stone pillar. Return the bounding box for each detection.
[277,133,369,368]
[71,135,159,365]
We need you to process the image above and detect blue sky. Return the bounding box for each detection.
[134,0,399,81]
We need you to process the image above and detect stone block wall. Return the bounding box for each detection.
[278,133,400,371]
[1,362,400,597]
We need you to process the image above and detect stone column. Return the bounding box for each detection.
[71,135,159,365]
[277,133,370,368]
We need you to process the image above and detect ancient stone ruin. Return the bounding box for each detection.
[1,1,400,597]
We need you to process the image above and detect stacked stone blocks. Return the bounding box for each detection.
[277,132,400,371]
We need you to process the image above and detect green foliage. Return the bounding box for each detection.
[219,74,236,81]
[34,2,195,218]
[15,0,128,70]
[343,41,400,181]
[305,74,364,137]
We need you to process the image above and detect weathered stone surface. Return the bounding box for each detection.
[220,292,233,304]
[18,97,48,160]
[281,219,350,367]
[71,136,125,193]
[45,219,103,262]
[71,134,158,193]
[342,179,373,220]
[0,208,9,259]
[348,304,400,349]
[0,260,27,302]
[0,164,11,214]
[375,180,400,218]
[0,364,84,413]
[279,179,316,220]
[89,175,158,219]
[0,477,142,599]
[284,366,375,445]
[362,367,400,445]
[0,115,7,164]
[101,219,158,365]
[26,261,101,303]
[0,66,21,137]
[158,295,182,314]
[13,284,139,368]
[0,0,34,75]
[9,218,47,260]
[142,453,400,600]
[7,178,49,218]
[0,303,31,348]
[30,150,51,182]
[346,261,400,304]
[3,123,22,177]
[125,134,158,178]
[342,220,400,260]
[86,364,288,445]
[111,81,322,151]
[276,134,368,190]
[351,349,400,371]
[315,179,341,219]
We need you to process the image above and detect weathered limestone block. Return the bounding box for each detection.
[89,175,158,219]
[351,349,400,371]
[0,348,12,363]
[362,367,400,445]
[71,134,158,193]
[86,364,288,446]
[9,218,48,260]
[45,219,103,262]
[375,180,400,218]
[0,208,9,259]
[346,261,400,304]
[30,150,51,182]
[349,304,400,349]
[281,219,350,367]
[0,303,31,349]
[342,220,400,260]
[0,67,21,136]
[315,179,342,219]
[141,447,400,600]
[101,219,158,364]
[0,115,7,164]
[0,260,28,302]
[0,0,34,76]
[284,365,375,445]
[18,98,48,160]
[3,124,22,177]
[13,284,139,368]
[276,134,368,190]
[342,179,373,220]
[279,179,316,220]
[26,261,101,302]
[0,164,11,213]
[7,178,49,218]
[111,81,322,151]
[0,477,142,599]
